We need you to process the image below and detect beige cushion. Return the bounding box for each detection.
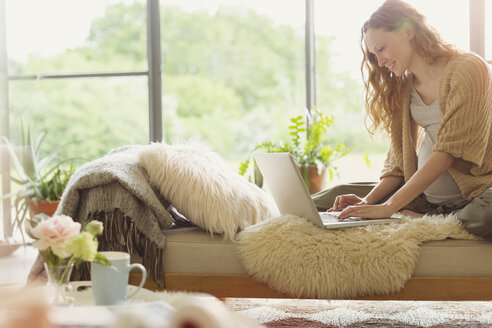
[161,227,492,277]
[163,227,246,275]
[413,239,492,277]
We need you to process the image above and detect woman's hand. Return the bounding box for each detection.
[328,194,368,212]
[338,203,396,220]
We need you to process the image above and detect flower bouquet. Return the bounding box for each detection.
[25,214,110,306]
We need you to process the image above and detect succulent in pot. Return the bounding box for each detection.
[1,123,80,240]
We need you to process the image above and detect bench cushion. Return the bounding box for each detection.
[160,227,492,277]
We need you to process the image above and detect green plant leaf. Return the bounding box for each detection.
[1,136,30,182]
[363,152,372,168]
[328,167,334,181]
[238,159,250,176]
[74,258,85,269]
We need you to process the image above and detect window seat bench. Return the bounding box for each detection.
[130,226,492,301]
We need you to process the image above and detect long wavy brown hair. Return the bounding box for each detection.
[361,0,457,136]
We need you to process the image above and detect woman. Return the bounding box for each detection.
[312,0,492,240]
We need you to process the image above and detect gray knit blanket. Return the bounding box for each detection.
[28,145,176,287]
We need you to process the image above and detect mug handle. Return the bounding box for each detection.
[124,263,147,301]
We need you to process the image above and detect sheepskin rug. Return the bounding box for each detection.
[139,142,279,240]
[237,213,479,299]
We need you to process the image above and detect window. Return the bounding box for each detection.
[6,0,147,75]
[408,0,469,51]
[5,0,149,161]
[160,0,306,162]
[8,77,149,160]
[2,0,150,238]
[314,1,384,184]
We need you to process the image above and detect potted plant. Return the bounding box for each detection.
[239,109,350,194]
[1,124,78,238]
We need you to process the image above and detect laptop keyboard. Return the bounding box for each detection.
[319,211,363,223]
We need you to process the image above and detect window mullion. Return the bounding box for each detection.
[147,0,163,143]
[305,0,316,113]
[0,0,12,239]
[470,0,485,58]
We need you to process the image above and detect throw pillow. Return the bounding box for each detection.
[139,142,279,240]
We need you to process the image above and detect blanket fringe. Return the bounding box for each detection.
[73,209,165,288]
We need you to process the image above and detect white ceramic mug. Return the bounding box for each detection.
[91,251,147,306]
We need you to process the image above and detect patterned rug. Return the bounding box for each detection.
[225,298,492,327]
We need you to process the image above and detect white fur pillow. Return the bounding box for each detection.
[139,142,279,240]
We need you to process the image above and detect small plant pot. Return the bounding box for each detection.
[299,165,326,195]
[28,199,60,218]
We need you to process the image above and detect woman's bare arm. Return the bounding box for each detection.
[385,151,454,211]
[330,175,403,211]
[339,151,454,218]
[363,175,403,205]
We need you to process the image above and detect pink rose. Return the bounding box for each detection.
[31,215,81,258]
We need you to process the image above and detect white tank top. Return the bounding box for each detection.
[410,87,466,206]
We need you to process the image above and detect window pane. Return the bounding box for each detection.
[314,1,385,184]
[5,0,147,75]
[407,0,469,51]
[160,0,305,164]
[314,0,469,184]
[9,77,148,162]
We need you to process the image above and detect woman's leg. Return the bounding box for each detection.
[312,182,377,211]
[454,188,492,241]
[401,194,438,214]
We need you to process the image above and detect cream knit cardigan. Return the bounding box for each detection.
[380,52,492,200]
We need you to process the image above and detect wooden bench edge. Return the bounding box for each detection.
[129,273,492,301]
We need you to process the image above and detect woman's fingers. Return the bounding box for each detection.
[339,203,396,219]
[333,196,342,210]
[338,206,354,218]
[332,194,362,211]
[333,196,344,211]
[339,205,367,218]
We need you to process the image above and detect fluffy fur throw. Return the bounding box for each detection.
[139,142,279,240]
[237,214,479,299]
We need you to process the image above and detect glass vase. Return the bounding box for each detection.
[44,262,75,306]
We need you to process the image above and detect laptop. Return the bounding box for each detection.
[253,152,399,229]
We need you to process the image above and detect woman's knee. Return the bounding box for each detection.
[312,185,344,211]
[312,182,375,211]
[458,213,492,241]
[455,189,492,241]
